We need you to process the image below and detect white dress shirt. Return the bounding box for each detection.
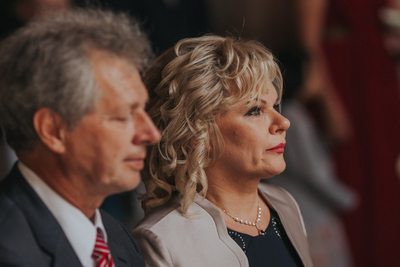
[19,162,108,267]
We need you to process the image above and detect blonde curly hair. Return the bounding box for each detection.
[143,35,283,214]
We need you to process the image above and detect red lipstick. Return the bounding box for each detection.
[267,143,285,153]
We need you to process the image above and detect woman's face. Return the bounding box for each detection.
[212,84,290,181]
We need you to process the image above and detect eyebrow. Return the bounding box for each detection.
[132,97,150,110]
[130,101,145,111]
[257,97,280,106]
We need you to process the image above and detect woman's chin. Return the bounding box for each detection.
[260,164,287,179]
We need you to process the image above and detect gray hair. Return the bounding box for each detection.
[0,8,152,151]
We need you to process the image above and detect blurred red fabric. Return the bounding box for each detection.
[324,1,400,266]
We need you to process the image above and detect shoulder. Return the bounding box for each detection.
[133,200,246,267]
[259,183,298,204]
[134,201,211,237]
[0,168,43,242]
[133,200,221,253]
[259,183,307,235]
[0,191,27,236]
[0,178,33,240]
[132,202,197,267]
[0,190,49,265]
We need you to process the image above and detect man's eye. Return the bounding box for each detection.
[273,104,281,113]
[245,106,262,116]
[110,115,130,122]
[115,117,128,121]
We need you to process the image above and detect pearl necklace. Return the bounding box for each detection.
[222,205,262,226]
[223,204,266,235]
[216,196,266,235]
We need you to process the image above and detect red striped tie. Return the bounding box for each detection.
[92,228,115,267]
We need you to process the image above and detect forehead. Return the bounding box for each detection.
[88,49,148,109]
[231,82,278,107]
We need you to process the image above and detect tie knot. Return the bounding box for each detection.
[92,227,115,267]
[96,228,106,243]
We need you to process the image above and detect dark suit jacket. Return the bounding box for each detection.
[0,164,145,267]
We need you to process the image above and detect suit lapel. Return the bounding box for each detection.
[101,210,145,267]
[7,165,83,267]
[101,211,132,267]
[107,236,129,267]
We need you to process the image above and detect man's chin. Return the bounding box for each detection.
[116,173,141,191]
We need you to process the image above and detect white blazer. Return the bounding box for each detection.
[133,184,314,267]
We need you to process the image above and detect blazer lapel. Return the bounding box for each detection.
[7,165,83,267]
[260,184,313,267]
[194,195,250,267]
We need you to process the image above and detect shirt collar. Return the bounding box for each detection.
[18,161,107,267]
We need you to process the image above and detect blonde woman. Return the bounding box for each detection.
[134,35,313,267]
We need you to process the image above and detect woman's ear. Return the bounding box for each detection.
[33,108,67,154]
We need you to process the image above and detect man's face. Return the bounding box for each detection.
[62,50,160,196]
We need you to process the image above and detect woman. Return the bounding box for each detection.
[134,35,313,267]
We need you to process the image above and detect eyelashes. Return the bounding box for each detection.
[245,104,282,116]
[245,106,262,116]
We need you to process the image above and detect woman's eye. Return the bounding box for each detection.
[273,104,281,113]
[245,106,262,116]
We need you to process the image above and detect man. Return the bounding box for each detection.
[0,9,160,267]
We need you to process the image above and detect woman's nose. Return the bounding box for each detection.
[270,112,290,134]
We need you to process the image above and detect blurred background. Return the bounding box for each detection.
[0,1,399,267]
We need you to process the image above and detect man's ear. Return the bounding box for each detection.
[33,108,67,154]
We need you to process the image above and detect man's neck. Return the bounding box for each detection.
[19,152,102,219]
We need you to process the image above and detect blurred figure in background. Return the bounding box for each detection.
[206,0,357,266]
[322,0,400,266]
[0,0,72,39]
[100,0,210,54]
[270,3,358,266]
[378,0,400,182]
[272,1,358,266]
[271,97,357,267]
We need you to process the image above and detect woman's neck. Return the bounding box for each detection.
[205,169,271,236]
[205,172,260,218]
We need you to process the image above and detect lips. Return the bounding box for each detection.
[267,143,285,153]
[124,156,146,170]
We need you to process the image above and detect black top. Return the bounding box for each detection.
[227,209,303,267]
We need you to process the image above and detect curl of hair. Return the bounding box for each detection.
[0,8,152,151]
[143,35,282,214]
